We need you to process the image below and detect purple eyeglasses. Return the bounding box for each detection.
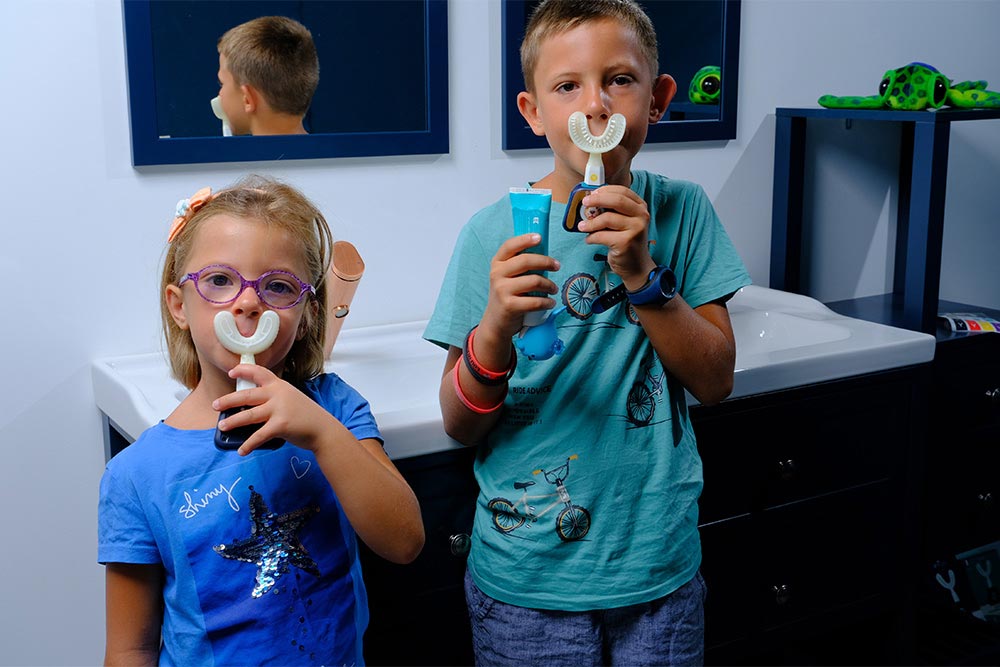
[179,264,315,309]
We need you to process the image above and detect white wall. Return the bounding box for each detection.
[1,0,998,663]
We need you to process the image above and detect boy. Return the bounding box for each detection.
[216,16,319,136]
[424,0,750,664]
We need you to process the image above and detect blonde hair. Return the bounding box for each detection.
[218,16,319,116]
[161,175,333,390]
[520,0,659,93]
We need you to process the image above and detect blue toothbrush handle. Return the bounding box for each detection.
[215,407,284,451]
[562,182,600,232]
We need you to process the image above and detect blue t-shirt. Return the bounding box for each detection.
[98,373,382,666]
[424,171,751,611]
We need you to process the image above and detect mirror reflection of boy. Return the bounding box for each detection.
[216,16,319,136]
[424,0,751,663]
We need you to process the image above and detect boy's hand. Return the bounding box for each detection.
[481,233,561,340]
[214,364,337,456]
[576,186,657,289]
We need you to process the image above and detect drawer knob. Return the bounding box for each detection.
[449,533,471,556]
[777,459,798,481]
[773,583,792,607]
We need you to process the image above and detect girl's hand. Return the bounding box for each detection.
[480,233,560,341]
[213,364,335,456]
[576,186,656,288]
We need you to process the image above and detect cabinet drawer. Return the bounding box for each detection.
[695,374,910,515]
[362,448,478,605]
[362,448,478,666]
[754,384,901,508]
[935,336,1000,432]
[696,414,755,523]
[753,482,897,631]
[701,516,755,649]
[924,458,1000,559]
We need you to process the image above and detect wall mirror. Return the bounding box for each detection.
[502,0,740,149]
[122,0,449,166]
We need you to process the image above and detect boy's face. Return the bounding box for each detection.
[217,55,252,136]
[517,18,675,190]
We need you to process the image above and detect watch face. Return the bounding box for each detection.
[658,267,677,299]
[629,267,676,306]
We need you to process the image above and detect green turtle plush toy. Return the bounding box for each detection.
[819,62,1000,110]
[689,65,721,104]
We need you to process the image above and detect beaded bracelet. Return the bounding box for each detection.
[452,362,505,414]
[463,326,517,387]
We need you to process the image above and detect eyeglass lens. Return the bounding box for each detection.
[191,265,307,309]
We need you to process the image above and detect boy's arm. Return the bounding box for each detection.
[437,234,560,445]
[104,562,163,666]
[438,345,507,445]
[630,296,736,406]
[578,186,738,406]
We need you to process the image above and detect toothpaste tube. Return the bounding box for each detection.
[509,187,552,327]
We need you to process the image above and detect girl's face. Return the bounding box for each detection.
[166,214,316,394]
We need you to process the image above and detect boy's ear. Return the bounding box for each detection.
[165,284,190,331]
[648,74,677,124]
[517,91,546,137]
[240,84,258,114]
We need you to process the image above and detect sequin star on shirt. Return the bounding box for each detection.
[214,486,321,598]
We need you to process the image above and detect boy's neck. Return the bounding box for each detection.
[250,113,308,136]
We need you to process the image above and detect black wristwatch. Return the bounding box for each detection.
[626,266,677,307]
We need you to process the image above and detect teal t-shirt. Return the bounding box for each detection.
[424,170,751,611]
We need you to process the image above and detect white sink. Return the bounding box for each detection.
[92,287,935,459]
[724,285,935,403]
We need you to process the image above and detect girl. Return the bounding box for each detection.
[99,176,424,666]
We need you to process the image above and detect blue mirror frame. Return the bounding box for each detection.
[122,0,449,166]
[501,0,740,150]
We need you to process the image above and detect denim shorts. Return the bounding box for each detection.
[464,569,706,666]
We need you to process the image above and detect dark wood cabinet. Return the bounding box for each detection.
[913,330,1000,665]
[360,446,478,666]
[693,366,927,664]
[360,365,930,665]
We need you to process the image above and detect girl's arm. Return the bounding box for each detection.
[214,368,426,564]
[104,563,163,667]
[323,435,425,564]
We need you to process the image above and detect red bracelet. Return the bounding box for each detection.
[452,362,505,414]
[463,327,517,386]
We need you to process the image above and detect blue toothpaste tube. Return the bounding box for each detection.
[509,187,552,327]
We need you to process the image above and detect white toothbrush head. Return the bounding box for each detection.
[568,112,626,185]
[214,310,280,357]
[568,112,627,153]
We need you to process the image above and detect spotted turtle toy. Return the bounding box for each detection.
[819,62,1000,111]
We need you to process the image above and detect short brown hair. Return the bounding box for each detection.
[161,175,333,389]
[520,0,659,93]
[218,16,320,116]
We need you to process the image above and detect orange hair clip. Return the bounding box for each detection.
[167,187,215,242]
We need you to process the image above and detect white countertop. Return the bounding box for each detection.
[93,287,935,459]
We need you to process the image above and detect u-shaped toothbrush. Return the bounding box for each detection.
[214,311,280,391]
[562,111,626,232]
[213,310,284,451]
